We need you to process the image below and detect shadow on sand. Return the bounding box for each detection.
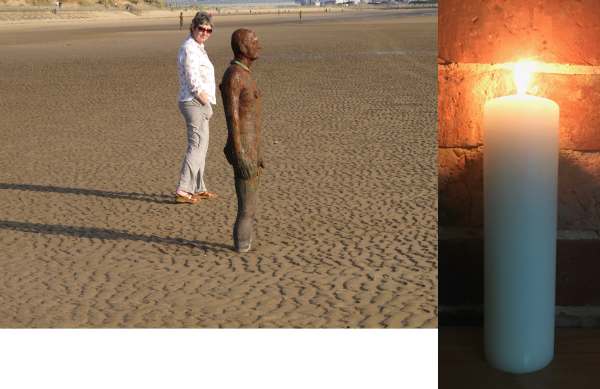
[0,183,174,205]
[0,220,233,254]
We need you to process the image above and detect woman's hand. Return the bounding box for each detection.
[196,91,209,105]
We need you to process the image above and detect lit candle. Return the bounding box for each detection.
[483,60,560,374]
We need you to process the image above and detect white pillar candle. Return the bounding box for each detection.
[483,61,560,374]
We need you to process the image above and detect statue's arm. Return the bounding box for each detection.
[257,125,264,170]
[222,71,255,179]
[256,90,264,171]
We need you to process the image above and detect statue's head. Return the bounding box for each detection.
[231,28,261,61]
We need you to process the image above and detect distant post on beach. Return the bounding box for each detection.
[299,9,302,22]
[179,11,183,30]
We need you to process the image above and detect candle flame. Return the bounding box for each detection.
[514,60,538,95]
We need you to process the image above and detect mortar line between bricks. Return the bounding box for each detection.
[439,146,600,153]
[439,227,600,240]
[439,62,600,75]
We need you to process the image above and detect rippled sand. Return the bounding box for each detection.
[0,10,437,328]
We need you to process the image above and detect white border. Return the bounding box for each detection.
[0,329,437,389]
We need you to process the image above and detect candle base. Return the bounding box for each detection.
[485,348,553,374]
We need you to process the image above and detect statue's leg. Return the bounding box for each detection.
[233,175,259,252]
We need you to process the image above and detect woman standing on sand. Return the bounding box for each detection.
[175,11,218,204]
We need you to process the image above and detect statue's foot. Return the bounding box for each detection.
[235,239,252,253]
[236,244,251,253]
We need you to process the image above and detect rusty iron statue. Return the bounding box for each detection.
[220,29,264,253]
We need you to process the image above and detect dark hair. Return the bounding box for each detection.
[190,12,213,34]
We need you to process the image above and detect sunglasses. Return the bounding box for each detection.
[197,26,213,34]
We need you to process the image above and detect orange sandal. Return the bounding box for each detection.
[194,191,218,200]
[175,193,200,204]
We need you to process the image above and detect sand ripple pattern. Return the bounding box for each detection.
[0,11,437,327]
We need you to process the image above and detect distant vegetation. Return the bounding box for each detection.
[407,0,437,4]
[1,0,436,6]
[0,0,167,7]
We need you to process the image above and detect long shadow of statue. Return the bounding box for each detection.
[0,220,232,254]
[0,183,174,204]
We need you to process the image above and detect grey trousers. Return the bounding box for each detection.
[177,100,213,194]
[233,175,259,251]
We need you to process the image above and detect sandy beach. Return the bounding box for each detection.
[0,9,437,328]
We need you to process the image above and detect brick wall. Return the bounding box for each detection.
[438,0,600,326]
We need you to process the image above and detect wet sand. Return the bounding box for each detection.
[0,10,437,327]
